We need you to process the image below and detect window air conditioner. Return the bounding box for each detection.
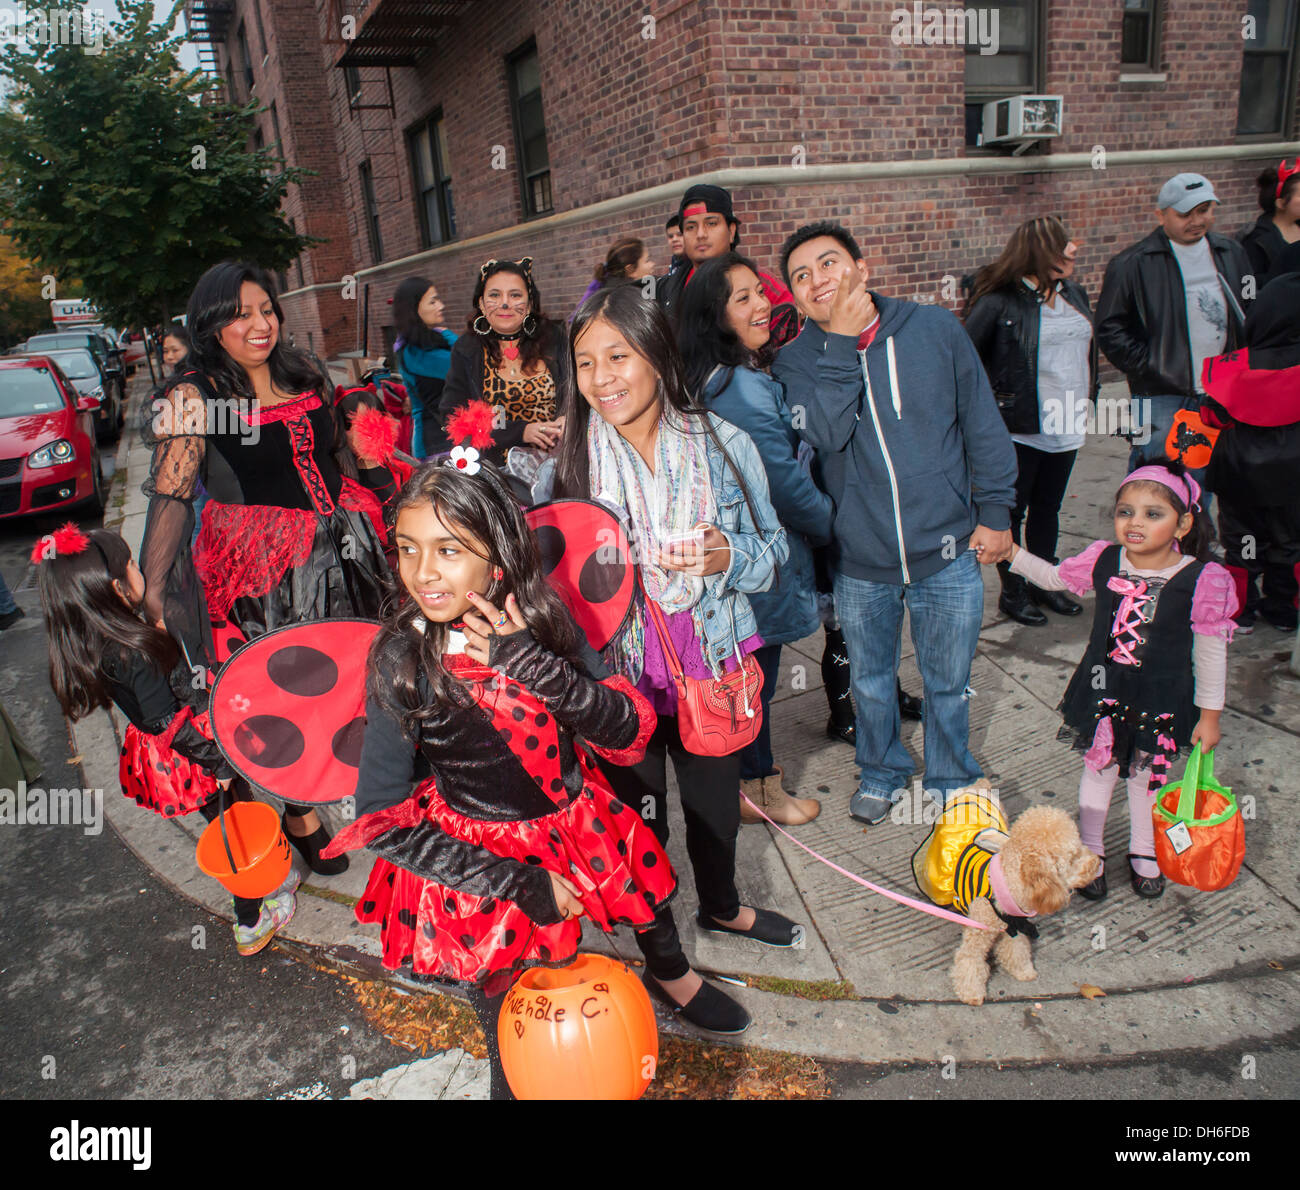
[980,95,1064,146]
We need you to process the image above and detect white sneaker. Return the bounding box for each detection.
[233,892,296,957]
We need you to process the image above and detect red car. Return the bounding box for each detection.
[0,356,105,520]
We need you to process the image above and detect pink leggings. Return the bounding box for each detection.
[1077,760,1160,878]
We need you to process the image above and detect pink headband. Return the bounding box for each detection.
[1121,465,1201,509]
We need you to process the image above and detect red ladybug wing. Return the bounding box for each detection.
[209,619,380,806]
[525,500,634,652]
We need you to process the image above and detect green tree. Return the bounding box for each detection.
[0,0,315,330]
[0,231,63,347]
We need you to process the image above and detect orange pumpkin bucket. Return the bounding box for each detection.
[195,800,292,899]
[498,953,658,1100]
[1164,408,1220,469]
[1152,744,1244,892]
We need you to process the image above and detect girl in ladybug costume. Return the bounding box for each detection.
[35,525,296,956]
[321,458,676,1099]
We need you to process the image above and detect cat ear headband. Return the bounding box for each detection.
[479,257,534,280]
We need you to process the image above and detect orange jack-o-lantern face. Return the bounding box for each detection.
[497,953,658,1100]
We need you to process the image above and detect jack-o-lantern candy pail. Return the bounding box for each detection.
[498,953,658,1100]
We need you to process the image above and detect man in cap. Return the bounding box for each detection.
[655,183,800,347]
[1095,172,1253,484]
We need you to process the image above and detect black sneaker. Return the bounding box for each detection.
[0,607,25,631]
[643,972,751,1035]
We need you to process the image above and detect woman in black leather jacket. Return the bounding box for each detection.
[965,217,1099,625]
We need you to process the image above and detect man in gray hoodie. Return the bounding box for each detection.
[773,222,1017,824]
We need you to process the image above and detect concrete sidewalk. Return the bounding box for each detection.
[79,377,1299,1071]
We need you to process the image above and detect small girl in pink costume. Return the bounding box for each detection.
[1005,461,1238,901]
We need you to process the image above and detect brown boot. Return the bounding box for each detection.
[739,776,768,824]
[741,765,821,826]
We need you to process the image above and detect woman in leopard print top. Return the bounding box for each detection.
[438,258,570,469]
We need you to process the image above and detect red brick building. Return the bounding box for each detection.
[187,1,1300,362]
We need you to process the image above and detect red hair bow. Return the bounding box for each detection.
[30,522,91,565]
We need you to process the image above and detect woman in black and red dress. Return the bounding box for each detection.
[140,261,393,872]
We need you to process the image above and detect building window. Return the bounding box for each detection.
[237,22,255,93]
[1121,0,1162,70]
[288,218,302,291]
[344,65,363,107]
[270,101,283,160]
[508,41,552,216]
[253,0,269,60]
[963,1,1044,146]
[359,161,384,264]
[224,60,238,104]
[409,112,455,247]
[1237,0,1299,135]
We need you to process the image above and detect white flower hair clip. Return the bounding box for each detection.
[449,445,481,475]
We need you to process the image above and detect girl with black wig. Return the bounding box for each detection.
[320,458,675,1099]
[139,260,393,874]
[35,525,297,956]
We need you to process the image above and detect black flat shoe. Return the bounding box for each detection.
[898,683,924,722]
[1128,853,1165,899]
[1028,585,1083,616]
[826,717,855,746]
[283,813,350,876]
[1078,869,1108,901]
[0,606,25,631]
[696,907,804,948]
[643,972,751,1035]
[998,592,1048,626]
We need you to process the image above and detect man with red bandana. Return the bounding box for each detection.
[655,183,800,349]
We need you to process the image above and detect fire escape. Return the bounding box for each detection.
[184,1,235,102]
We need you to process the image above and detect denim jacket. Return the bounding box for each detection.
[703,366,832,645]
[693,413,789,674]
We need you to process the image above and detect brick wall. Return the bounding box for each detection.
[201,1,1299,358]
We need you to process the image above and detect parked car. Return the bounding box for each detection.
[0,356,105,520]
[116,330,147,373]
[23,330,127,407]
[31,348,122,442]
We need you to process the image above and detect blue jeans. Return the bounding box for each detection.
[0,570,16,616]
[739,644,782,781]
[1127,393,1212,516]
[834,550,984,805]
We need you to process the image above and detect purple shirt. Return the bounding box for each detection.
[636,605,763,716]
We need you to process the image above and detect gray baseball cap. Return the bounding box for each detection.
[1157,173,1219,213]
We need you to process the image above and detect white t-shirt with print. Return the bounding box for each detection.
[1169,236,1227,394]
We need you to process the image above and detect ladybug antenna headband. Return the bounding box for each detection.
[1278,157,1300,198]
[444,400,497,477]
[30,522,95,566]
[1120,465,1202,511]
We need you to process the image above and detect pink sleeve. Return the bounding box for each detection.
[1191,563,1240,641]
[1055,540,1112,597]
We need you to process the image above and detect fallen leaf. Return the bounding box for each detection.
[67,755,83,765]
[1079,984,1107,1000]
[1268,961,1283,971]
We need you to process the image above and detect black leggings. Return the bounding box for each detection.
[197,780,262,928]
[599,714,741,982]
[1010,443,1078,561]
[466,981,515,1101]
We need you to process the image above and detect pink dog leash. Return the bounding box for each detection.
[738,791,991,930]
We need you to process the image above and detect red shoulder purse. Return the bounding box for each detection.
[641,585,764,757]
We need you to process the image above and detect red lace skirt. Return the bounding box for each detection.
[351,778,676,985]
[119,709,219,818]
